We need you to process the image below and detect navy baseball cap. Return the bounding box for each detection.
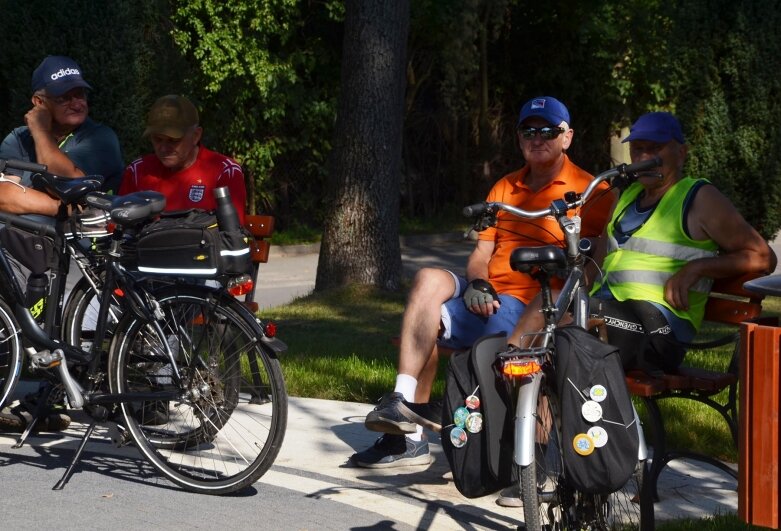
[622,112,685,144]
[31,56,92,97]
[517,96,570,128]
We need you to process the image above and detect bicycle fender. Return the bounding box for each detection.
[514,371,543,467]
[261,336,287,356]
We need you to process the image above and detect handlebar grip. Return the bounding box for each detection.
[4,159,47,174]
[463,202,488,217]
[624,156,662,174]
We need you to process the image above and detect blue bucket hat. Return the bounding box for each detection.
[517,96,570,128]
[622,112,685,144]
[31,56,92,97]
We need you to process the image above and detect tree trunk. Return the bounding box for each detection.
[315,0,410,291]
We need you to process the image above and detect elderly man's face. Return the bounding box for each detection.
[150,126,203,172]
[35,88,89,128]
[629,140,687,188]
[517,117,573,168]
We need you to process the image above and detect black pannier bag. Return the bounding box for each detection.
[0,225,57,275]
[554,325,639,494]
[441,334,516,498]
[134,209,251,277]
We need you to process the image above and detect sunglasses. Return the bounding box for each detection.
[40,89,88,106]
[518,126,566,140]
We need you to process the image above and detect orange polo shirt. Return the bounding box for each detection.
[479,156,612,303]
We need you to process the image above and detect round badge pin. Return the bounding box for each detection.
[465,394,481,410]
[581,400,603,423]
[450,426,468,448]
[589,384,607,402]
[465,412,484,433]
[588,426,609,448]
[573,433,595,456]
[453,406,470,428]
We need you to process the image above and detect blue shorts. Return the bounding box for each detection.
[438,274,526,350]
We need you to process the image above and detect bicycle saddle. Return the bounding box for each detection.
[31,173,104,204]
[85,191,167,227]
[510,245,567,274]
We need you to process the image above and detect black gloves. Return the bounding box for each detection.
[463,278,500,312]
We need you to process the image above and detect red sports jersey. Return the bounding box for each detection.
[120,146,247,224]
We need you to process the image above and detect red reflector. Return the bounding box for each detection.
[227,275,254,297]
[264,322,277,338]
[113,288,124,297]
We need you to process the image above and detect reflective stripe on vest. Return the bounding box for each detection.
[604,270,713,293]
[606,236,716,262]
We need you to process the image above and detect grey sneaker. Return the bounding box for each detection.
[496,478,557,508]
[496,484,522,508]
[350,434,433,469]
[365,392,441,434]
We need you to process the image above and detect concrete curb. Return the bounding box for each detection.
[268,231,470,259]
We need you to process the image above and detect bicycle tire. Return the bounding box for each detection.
[62,273,124,354]
[0,298,23,410]
[108,285,287,495]
[520,371,652,530]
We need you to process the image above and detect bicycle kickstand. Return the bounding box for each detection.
[53,421,98,491]
[12,383,56,449]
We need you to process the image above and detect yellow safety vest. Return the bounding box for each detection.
[591,177,717,330]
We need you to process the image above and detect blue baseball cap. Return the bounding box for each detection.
[622,112,685,144]
[517,96,570,127]
[31,56,92,97]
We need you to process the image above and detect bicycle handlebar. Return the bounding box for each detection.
[0,158,48,174]
[462,156,662,220]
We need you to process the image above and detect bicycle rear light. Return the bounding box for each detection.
[264,321,277,338]
[502,358,542,378]
[227,274,254,297]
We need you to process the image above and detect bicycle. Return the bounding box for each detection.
[463,157,661,530]
[0,157,287,495]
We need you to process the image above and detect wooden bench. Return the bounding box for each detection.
[624,273,772,501]
[242,214,275,313]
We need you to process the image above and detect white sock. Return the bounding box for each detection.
[407,425,423,442]
[394,374,417,403]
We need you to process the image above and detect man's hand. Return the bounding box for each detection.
[25,104,53,137]
[664,263,701,310]
[463,278,501,316]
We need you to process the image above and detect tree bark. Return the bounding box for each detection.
[315,0,410,291]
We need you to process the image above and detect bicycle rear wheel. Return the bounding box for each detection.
[109,286,287,495]
[520,374,652,530]
[0,299,22,410]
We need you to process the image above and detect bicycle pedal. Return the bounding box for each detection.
[29,350,63,370]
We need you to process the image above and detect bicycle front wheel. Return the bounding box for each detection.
[520,374,651,530]
[109,286,287,495]
[0,298,23,410]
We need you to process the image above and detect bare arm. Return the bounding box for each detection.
[0,181,61,216]
[665,184,776,309]
[25,105,84,178]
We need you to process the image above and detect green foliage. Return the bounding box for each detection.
[1,1,778,237]
[668,0,781,238]
[168,0,342,222]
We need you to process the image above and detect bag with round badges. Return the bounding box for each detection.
[554,325,639,494]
